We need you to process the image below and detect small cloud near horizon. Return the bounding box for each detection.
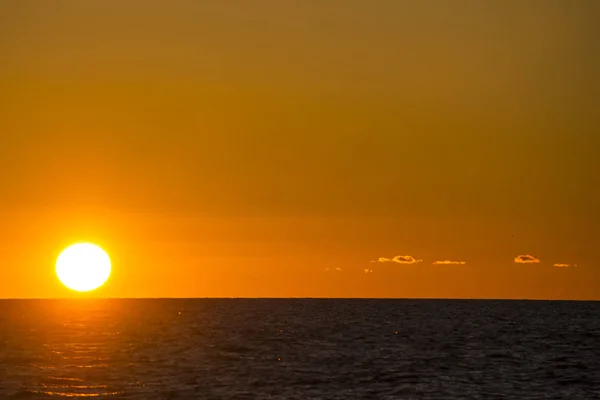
[514,255,540,264]
[374,255,422,264]
[364,269,373,274]
[433,260,467,265]
[554,263,577,268]
[392,255,422,264]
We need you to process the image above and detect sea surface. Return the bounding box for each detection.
[0,299,599,399]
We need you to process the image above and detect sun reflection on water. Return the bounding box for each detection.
[10,300,128,398]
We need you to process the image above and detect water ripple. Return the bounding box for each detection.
[1,299,599,399]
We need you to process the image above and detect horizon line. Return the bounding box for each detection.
[0,296,598,302]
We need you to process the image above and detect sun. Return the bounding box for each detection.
[56,243,111,292]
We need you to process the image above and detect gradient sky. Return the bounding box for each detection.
[1,1,599,299]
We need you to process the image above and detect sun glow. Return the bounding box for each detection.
[56,243,111,292]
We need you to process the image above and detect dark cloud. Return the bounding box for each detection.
[374,255,422,264]
[392,255,422,264]
[514,255,540,264]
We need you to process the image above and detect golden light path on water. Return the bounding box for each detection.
[18,301,129,398]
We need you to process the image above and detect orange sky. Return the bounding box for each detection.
[1,1,599,299]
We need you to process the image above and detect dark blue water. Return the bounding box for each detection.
[0,299,599,399]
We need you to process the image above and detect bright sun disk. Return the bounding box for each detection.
[56,243,111,292]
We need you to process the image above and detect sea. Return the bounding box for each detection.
[0,299,598,399]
